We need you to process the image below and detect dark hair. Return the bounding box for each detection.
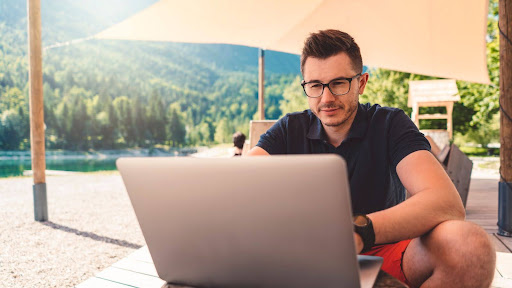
[301,29,363,76]
[232,131,246,149]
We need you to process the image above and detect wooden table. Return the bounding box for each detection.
[76,246,408,288]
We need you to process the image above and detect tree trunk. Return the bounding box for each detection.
[258,49,265,120]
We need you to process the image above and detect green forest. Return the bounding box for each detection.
[0,0,501,151]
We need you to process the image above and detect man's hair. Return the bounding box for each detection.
[301,29,363,76]
[232,131,246,149]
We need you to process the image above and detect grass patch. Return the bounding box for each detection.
[459,146,500,156]
[477,161,500,170]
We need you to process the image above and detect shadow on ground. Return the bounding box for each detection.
[41,221,142,249]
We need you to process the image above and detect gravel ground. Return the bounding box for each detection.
[0,172,145,288]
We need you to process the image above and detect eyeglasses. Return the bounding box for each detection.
[301,73,361,98]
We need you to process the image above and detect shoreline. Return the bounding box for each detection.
[0,147,204,160]
[2,154,498,178]
[0,146,235,178]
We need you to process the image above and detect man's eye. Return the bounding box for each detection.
[331,80,347,87]
[309,83,322,89]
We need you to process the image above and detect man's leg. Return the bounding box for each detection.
[402,220,496,288]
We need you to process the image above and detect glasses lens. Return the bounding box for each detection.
[304,83,324,97]
[329,79,350,95]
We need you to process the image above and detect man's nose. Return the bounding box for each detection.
[321,87,336,103]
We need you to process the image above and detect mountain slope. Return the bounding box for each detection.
[0,0,301,150]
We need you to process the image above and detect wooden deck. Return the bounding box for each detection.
[76,178,512,288]
[76,246,410,288]
[465,179,512,252]
[462,178,512,287]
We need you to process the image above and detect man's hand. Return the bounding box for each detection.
[354,232,364,254]
[245,146,270,156]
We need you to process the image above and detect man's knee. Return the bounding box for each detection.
[426,221,494,257]
[425,221,496,283]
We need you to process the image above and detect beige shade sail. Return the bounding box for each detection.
[95,0,490,84]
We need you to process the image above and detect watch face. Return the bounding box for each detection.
[353,215,368,227]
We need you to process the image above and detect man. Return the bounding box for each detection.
[247,30,495,287]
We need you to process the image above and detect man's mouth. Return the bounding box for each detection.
[319,107,342,115]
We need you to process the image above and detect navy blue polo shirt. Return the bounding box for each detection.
[256,103,430,214]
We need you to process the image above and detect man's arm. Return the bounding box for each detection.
[245,146,270,156]
[367,150,465,247]
[247,131,463,251]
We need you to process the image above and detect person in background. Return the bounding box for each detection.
[232,131,246,156]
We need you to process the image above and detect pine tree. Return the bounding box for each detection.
[168,107,186,147]
[147,90,167,145]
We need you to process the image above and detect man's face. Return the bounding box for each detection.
[302,52,368,128]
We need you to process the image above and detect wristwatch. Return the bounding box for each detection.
[353,214,376,253]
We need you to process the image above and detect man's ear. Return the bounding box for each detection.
[358,73,370,95]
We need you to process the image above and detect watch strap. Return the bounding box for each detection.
[353,214,376,253]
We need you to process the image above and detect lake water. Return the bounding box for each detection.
[0,158,120,178]
[0,148,200,178]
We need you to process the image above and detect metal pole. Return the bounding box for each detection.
[27,0,48,221]
[498,0,512,236]
[258,48,265,120]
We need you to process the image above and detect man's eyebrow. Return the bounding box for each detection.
[304,76,350,83]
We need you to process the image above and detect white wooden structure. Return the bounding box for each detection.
[408,79,460,140]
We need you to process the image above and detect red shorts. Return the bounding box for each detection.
[362,239,412,286]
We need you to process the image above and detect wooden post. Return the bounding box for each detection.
[27,0,48,221]
[258,48,265,120]
[446,101,454,139]
[412,103,419,128]
[498,0,512,236]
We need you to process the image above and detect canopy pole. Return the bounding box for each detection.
[27,0,48,221]
[498,0,512,236]
[258,48,265,120]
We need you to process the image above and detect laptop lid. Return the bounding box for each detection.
[117,155,365,288]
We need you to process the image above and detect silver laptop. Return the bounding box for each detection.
[117,154,383,288]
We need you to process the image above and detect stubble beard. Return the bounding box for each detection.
[315,99,358,127]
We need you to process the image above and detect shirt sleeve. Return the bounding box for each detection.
[388,110,431,167]
[256,117,288,154]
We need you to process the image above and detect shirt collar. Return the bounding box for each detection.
[306,104,368,141]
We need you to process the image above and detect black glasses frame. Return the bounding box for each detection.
[301,73,361,98]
